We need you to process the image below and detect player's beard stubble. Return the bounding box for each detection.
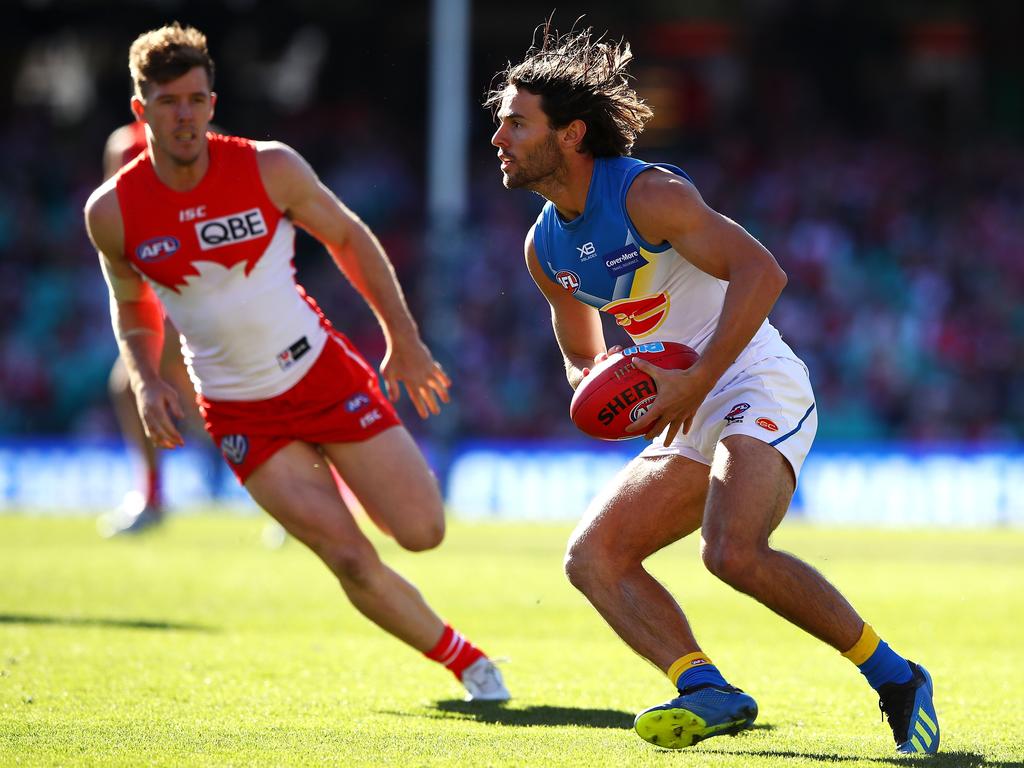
[502,131,566,193]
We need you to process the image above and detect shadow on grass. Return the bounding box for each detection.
[0,613,214,632]
[387,699,635,728]
[391,702,783,732]
[724,749,1016,767]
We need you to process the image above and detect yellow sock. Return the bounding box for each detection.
[842,623,880,666]
[666,652,713,685]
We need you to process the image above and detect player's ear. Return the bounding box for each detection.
[130,95,145,121]
[209,91,217,120]
[561,119,587,152]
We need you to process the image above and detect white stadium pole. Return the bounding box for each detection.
[424,0,471,445]
[428,0,470,229]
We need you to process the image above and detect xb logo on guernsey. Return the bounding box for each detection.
[601,292,670,338]
[576,241,597,260]
[555,270,581,294]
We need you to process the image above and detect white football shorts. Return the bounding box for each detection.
[639,355,818,480]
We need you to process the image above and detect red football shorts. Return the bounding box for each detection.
[199,332,400,483]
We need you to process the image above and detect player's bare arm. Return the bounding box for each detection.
[256,141,450,418]
[525,226,607,390]
[624,169,788,443]
[85,183,184,449]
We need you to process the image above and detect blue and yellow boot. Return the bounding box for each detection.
[878,662,939,754]
[634,684,758,749]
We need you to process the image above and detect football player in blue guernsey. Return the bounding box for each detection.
[486,24,938,753]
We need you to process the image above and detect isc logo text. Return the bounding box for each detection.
[195,208,268,251]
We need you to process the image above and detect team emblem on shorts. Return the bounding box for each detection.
[756,417,779,432]
[220,434,249,464]
[724,403,750,424]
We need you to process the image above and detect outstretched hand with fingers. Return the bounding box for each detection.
[380,338,451,419]
[624,358,714,445]
[136,378,185,449]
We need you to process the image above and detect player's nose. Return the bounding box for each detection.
[490,125,506,148]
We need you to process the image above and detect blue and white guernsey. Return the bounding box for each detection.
[532,156,800,376]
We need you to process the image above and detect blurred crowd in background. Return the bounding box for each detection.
[2,0,1022,445]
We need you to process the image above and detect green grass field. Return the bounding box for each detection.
[1,514,1022,767]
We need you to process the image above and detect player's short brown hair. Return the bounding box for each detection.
[485,22,653,157]
[129,22,214,97]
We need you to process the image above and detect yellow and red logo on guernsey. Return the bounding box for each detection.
[601,292,670,338]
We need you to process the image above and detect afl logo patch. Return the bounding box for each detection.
[756,417,779,432]
[630,395,657,422]
[136,236,179,262]
[220,434,249,465]
[555,270,580,293]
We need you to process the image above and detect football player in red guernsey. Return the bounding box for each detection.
[100,119,200,535]
[84,23,509,702]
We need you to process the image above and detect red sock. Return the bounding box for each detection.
[145,467,162,509]
[424,624,485,679]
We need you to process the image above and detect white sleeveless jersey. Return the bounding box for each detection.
[533,156,801,378]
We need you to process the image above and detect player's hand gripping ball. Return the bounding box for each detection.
[570,341,699,440]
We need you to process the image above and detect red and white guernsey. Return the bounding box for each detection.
[116,133,328,400]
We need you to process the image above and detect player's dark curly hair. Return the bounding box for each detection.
[129,22,215,97]
[484,21,653,157]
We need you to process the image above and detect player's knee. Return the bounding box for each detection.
[323,541,382,590]
[563,548,589,591]
[700,536,758,588]
[394,516,445,552]
[564,537,610,592]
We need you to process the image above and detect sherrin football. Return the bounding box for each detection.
[569,341,699,440]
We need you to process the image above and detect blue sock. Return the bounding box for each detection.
[858,639,913,690]
[677,662,729,692]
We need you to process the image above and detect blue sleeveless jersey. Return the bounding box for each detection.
[532,156,796,367]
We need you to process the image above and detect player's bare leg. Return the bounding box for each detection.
[245,439,444,650]
[102,356,166,536]
[568,454,759,748]
[247,433,509,700]
[108,354,159,497]
[321,427,444,553]
[696,435,936,753]
[699,435,862,650]
[103,322,198,536]
[563,454,710,670]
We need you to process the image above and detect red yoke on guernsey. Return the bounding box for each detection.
[115,133,399,482]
